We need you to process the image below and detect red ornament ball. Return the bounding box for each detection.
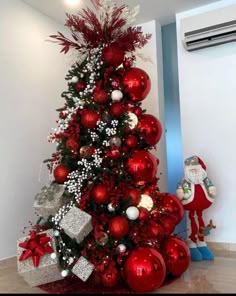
[123,187,141,206]
[134,106,143,116]
[100,264,120,288]
[123,58,131,69]
[103,43,125,68]
[124,134,138,149]
[158,193,184,224]
[147,222,165,241]
[75,81,86,92]
[108,148,120,160]
[126,150,158,185]
[163,236,190,277]
[66,137,79,152]
[53,164,70,184]
[138,207,150,221]
[159,216,177,236]
[108,216,129,239]
[91,183,109,204]
[81,110,99,129]
[138,114,162,146]
[110,102,125,117]
[124,247,166,292]
[123,67,151,102]
[93,88,108,104]
[126,102,135,112]
[143,185,157,198]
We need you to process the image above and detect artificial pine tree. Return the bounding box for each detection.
[17,0,190,293]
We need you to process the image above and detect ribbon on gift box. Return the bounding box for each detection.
[18,231,54,267]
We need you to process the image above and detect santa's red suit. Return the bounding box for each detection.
[176,156,216,261]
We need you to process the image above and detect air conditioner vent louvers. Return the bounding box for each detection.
[181,8,236,51]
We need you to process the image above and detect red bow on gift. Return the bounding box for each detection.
[18,231,54,267]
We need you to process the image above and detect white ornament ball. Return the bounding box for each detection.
[117,244,126,253]
[54,230,60,237]
[61,270,69,277]
[126,206,139,220]
[50,252,57,259]
[107,203,116,212]
[111,90,123,102]
[71,76,79,83]
[127,112,138,129]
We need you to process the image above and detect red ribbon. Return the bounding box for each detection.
[18,231,54,267]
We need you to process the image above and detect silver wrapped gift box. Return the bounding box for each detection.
[17,229,63,287]
[33,183,65,219]
[59,206,93,244]
[72,256,94,282]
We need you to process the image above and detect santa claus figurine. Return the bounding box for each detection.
[176,155,216,261]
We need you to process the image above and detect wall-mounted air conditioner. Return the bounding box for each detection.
[181,4,236,51]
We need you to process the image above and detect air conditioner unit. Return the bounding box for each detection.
[181,5,236,51]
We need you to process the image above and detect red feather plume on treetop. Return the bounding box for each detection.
[49,0,151,55]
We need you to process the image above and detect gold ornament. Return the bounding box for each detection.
[138,194,154,211]
[127,112,138,129]
[96,232,108,246]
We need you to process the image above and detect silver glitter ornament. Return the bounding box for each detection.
[109,136,122,147]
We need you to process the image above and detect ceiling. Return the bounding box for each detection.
[22,0,220,26]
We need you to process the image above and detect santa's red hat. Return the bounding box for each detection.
[184,155,206,171]
[197,157,206,171]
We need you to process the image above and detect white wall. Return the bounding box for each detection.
[136,20,168,192]
[176,0,236,244]
[0,0,68,259]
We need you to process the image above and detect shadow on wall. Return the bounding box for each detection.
[161,22,187,239]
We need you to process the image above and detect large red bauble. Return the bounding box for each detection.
[124,247,166,292]
[108,216,129,239]
[124,135,138,149]
[147,222,165,242]
[162,236,190,277]
[53,164,70,184]
[126,150,157,185]
[81,110,99,129]
[123,67,151,102]
[100,264,120,288]
[138,114,162,146]
[123,187,141,206]
[93,88,108,104]
[91,184,109,204]
[159,216,177,236]
[158,193,184,224]
[102,43,125,68]
[110,102,125,117]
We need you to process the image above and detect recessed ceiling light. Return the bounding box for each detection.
[64,0,81,6]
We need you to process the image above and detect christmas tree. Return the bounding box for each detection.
[17,0,190,293]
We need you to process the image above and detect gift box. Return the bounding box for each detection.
[17,229,63,287]
[59,206,93,244]
[33,183,65,219]
[72,256,94,282]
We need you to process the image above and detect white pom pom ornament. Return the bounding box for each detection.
[71,76,79,83]
[126,206,139,220]
[111,90,123,102]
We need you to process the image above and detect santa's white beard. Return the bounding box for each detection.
[184,166,207,184]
